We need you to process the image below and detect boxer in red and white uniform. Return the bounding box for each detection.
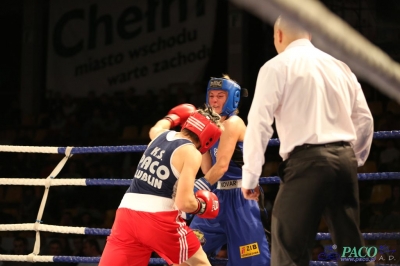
[99,104,222,266]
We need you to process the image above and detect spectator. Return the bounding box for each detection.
[62,93,78,117]
[173,87,189,105]
[77,238,102,266]
[0,236,8,254]
[63,114,83,144]
[77,90,100,125]
[188,82,207,108]
[155,88,174,115]
[75,212,99,228]
[18,187,40,223]
[102,110,121,138]
[58,211,75,227]
[58,236,73,256]
[83,108,106,142]
[36,239,65,266]
[98,93,112,114]
[377,112,400,132]
[380,185,400,230]
[71,236,84,257]
[120,87,140,127]
[4,236,32,266]
[137,89,158,126]
[379,140,400,171]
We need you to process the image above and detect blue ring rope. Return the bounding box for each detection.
[82,227,400,240]
[84,172,400,186]
[51,256,398,266]
[56,130,400,154]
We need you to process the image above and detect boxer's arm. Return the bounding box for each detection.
[149,104,196,140]
[204,117,243,185]
[149,119,173,140]
[200,152,212,175]
[174,146,203,213]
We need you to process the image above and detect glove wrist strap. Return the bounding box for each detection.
[163,114,179,128]
[191,198,206,215]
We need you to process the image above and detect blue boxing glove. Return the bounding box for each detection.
[194,177,213,193]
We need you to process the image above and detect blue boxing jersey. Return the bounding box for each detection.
[127,130,193,199]
[210,139,244,181]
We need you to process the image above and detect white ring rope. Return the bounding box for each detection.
[0,145,59,153]
[29,147,74,256]
[0,254,54,263]
[0,224,86,234]
[0,178,87,186]
[229,0,400,104]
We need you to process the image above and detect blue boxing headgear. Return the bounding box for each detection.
[206,78,241,116]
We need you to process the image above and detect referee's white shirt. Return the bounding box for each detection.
[242,39,374,189]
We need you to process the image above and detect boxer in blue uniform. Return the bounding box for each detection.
[189,76,271,266]
[100,105,222,266]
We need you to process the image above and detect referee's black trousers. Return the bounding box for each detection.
[271,143,374,266]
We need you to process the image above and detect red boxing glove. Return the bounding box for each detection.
[191,190,219,219]
[164,104,196,128]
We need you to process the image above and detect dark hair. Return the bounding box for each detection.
[182,128,200,144]
[49,239,62,246]
[84,237,101,253]
[14,236,28,246]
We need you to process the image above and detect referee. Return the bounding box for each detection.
[241,16,374,266]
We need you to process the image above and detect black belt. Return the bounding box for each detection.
[290,141,350,156]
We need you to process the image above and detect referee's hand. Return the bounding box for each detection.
[241,186,260,201]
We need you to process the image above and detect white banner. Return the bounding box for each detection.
[46,0,217,96]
